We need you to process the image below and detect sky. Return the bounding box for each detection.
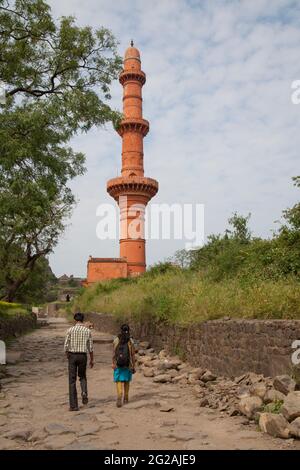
[48,0,300,278]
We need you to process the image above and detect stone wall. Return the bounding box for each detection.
[85,312,300,378]
[0,313,37,341]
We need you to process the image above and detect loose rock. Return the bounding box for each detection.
[273,375,296,396]
[143,368,155,378]
[201,370,217,382]
[281,391,300,422]
[289,417,300,438]
[239,396,263,419]
[264,389,285,405]
[259,413,290,439]
[153,374,171,383]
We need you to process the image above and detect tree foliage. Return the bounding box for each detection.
[186,180,300,282]
[0,0,122,301]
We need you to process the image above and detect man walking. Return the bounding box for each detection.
[64,313,94,411]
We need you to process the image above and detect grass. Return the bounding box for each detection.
[0,301,29,318]
[262,400,284,414]
[73,270,300,326]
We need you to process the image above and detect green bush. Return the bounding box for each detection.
[0,301,28,317]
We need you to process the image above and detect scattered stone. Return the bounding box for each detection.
[201,370,216,382]
[139,341,150,350]
[236,386,251,399]
[72,414,98,424]
[143,358,156,367]
[264,389,285,404]
[158,350,167,359]
[3,427,32,441]
[28,429,48,442]
[281,391,300,422]
[289,417,300,438]
[153,374,171,383]
[63,441,103,450]
[228,407,240,417]
[235,374,247,384]
[239,417,250,425]
[239,396,263,419]
[273,375,296,396]
[171,373,187,384]
[187,375,198,385]
[143,368,155,378]
[138,356,152,365]
[250,383,267,400]
[44,434,76,450]
[44,423,71,435]
[193,385,203,395]
[177,363,189,371]
[159,359,182,371]
[159,403,174,412]
[77,424,101,437]
[190,368,205,379]
[199,398,209,407]
[259,413,290,439]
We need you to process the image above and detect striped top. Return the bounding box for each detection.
[64,324,93,353]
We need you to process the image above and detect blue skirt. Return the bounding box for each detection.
[113,367,132,382]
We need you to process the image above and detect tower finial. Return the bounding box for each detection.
[130,39,134,47]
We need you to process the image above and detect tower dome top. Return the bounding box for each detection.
[124,40,140,60]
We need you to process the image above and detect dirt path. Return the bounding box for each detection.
[0,318,298,450]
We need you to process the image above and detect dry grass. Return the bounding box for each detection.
[74,271,300,325]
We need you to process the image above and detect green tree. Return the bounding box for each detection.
[170,249,191,269]
[227,212,251,243]
[14,256,58,304]
[0,0,122,301]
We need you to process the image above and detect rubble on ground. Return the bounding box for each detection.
[134,340,300,442]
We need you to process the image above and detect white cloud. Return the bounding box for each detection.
[48,0,300,276]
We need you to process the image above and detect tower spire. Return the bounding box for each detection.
[107,45,158,277]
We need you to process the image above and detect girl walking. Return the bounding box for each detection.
[112,324,136,407]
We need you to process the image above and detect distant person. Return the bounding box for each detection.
[112,324,136,407]
[66,294,70,302]
[64,313,94,411]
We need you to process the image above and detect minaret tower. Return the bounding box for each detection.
[107,42,158,276]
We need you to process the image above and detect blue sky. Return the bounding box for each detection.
[48,0,300,277]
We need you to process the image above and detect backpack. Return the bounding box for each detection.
[116,340,130,367]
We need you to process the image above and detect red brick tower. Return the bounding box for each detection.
[107,42,158,276]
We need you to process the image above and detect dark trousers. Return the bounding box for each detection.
[68,352,88,409]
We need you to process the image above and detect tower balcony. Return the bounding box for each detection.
[119,70,146,86]
[116,117,149,137]
[107,175,158,202]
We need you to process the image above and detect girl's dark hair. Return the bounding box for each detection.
[119,323,130,344]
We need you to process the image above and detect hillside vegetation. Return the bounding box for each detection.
[0,301,29,318]
[74,178,300,325]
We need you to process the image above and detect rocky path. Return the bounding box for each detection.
[0,318,298,450]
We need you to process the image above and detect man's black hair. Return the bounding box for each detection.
[74,312,84,322]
